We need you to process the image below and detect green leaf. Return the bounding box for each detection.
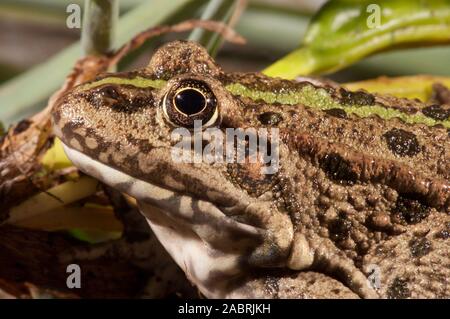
[67,228,122,244]
[264,0,450,78]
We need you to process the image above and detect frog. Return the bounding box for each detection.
[52,40,449,299]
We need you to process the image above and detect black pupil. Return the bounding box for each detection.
[174,89,206,115]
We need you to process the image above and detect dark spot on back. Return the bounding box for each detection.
[324,108,347,119]
[436,229,449,239]
[319,153,358,184]
[388,277,411,299]
[329,212,352,242]
[13,119,32,134]
[422,104,450,121]
[409,237,432,257]
[393,196,430,225]
[340,89,375,106]
[383,128,421,157]
[258,112,283,125]
[435,222,449,239]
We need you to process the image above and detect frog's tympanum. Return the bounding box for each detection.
[53,41,449,299]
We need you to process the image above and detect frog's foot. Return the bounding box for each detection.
[226,271,359,298]
[288,231,378,299]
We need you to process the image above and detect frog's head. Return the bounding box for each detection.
[53,41,296,297]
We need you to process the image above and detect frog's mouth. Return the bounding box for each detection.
[61,143,268,297]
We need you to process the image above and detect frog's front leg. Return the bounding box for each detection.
[136,199,293,298]
[139,199,373,299]
[139,195,377,299]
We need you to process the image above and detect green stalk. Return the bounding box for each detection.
[264,0,450,78]
[188,0,225,43]
[188,0,245,57]
[81,0,118,56]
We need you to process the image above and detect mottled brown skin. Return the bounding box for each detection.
[53,41,449,298]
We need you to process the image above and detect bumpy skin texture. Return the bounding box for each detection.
[53,41,449,299]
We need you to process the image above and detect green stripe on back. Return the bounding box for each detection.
[226,83,450,129]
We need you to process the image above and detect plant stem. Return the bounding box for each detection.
[81,0,118,56]
[188,0,246,57]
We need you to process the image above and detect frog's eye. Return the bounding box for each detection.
[162,79,219,128]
